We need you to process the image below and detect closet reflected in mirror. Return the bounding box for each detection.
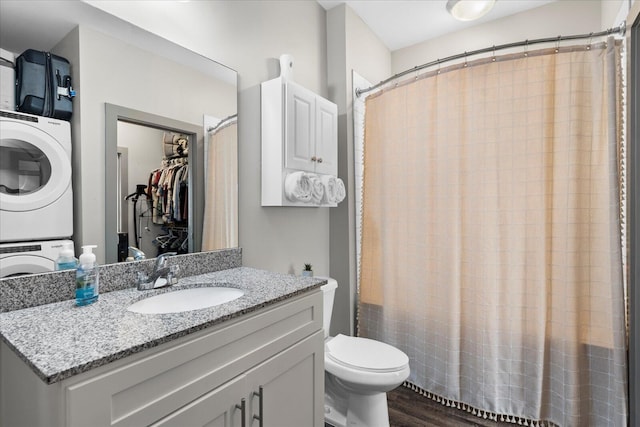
[117,123,191,261]
[106,105,238,264]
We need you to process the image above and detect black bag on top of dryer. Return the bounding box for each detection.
[15,49,75,120]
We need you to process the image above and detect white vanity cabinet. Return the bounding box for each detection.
[0,290,324,427]
[156,332,320,427]
[261,76,338,206]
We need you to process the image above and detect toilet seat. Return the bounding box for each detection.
[326,334,409,373]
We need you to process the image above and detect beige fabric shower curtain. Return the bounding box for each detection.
[202,121,238,250]
[359,41,627,425]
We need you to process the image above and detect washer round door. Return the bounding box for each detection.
[0,120,71,212]
[0,255,55,278]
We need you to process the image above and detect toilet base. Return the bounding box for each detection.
[324,372,391,427]
[347,392,389,427]
[325,372,348,427]
[324,393,390,427]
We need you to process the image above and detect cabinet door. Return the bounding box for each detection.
[152,375,246,427]
[246,331,324,427]
[314,96,338,176]
[285,83,316,172]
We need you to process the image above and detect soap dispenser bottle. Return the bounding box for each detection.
[76,245,99,306]
[55,242,78,271]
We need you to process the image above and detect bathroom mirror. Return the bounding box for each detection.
[0,1,238,267]
[101,46,238,264]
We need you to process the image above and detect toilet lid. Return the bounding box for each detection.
[326,334,409,373]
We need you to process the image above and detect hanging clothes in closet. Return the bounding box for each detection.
[147,156,189,226]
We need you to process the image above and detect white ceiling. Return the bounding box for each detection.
[0,0,557,57]
[317,0,557,51]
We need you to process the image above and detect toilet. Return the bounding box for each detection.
[320,277,410,427]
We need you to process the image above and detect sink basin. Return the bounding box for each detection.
[128,286,244,314]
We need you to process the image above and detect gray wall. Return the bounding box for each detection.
[326,4,391,335]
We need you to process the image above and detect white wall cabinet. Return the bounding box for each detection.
[262,76,338,207]
[0,291,324,427]
[284,83,337,175]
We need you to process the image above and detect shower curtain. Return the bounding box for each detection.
[202,120,238,250]
[358,40,627,425]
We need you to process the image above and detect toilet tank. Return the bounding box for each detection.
[318,277,338,338]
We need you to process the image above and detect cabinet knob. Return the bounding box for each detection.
[311,156,317,162]
[317,158,323,163]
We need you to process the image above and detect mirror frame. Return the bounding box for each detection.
[105,103,204,264]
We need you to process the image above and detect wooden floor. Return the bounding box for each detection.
[387,385,514,427]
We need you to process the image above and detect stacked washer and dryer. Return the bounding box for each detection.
[0,109,74,277]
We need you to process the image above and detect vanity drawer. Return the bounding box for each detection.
[63,290,322,427]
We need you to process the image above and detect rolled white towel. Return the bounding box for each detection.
[284,171,312,202]
[335,178,346,203]
[309,174,325,204]
[320,175,338,204]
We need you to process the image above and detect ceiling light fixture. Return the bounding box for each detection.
[446,0,496,21]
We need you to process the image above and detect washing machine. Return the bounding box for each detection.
[0,109,73,242]
[0,239,73,278]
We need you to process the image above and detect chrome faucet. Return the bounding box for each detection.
[136,252,180,290]
[128,246,146,261]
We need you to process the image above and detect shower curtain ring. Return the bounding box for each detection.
[492,45,496,62]
[555,36,561,53]
[524,40,529,57]
[437,59,441,74]
[587,32,593,50]
[464,51,468,67]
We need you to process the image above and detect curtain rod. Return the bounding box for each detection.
[355,23,626,98]
[207,113,237,133]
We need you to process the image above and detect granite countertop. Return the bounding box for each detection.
[0,267,324,384]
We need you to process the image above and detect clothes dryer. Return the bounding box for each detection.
[0,110,73,242]
[0,239,73,278]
